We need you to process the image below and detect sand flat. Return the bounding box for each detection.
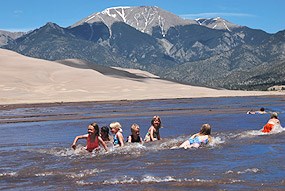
[0,48,284,105]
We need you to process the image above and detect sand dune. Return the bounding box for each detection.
[0,48,284,105]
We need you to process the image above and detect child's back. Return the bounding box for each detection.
[179,124,212,149]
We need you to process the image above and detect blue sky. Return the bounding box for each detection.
[0,0,284,34]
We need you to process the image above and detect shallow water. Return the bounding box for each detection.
[0,96,285,190]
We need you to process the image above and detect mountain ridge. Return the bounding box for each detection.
[1,6,285,90]
[70,6,196,36]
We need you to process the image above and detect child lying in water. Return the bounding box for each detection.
[179,123,212,149]
[262,112,281,133]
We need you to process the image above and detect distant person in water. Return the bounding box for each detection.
[110,122,124,147]
[257,107,266,114]
[71,122,108,152]
[179,124,212,149]
[247,107,266,114]
[262,112,281,133]
[144,115,162,142]
[127,123,143,143]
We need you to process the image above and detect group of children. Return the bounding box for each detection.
[71,110,282,153]
[71,115,163,152]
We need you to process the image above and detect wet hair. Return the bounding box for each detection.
[151,115,161,128]
[110,122,122,131]
[260,107,265,112]
[100,126,110,141]
[101,126,109,134]
[270,112,278,119]
[131,123,140,133]
[90,122,99,136]
[199,124,211,135]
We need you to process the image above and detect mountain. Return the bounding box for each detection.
[195,17,240,31]
[71,6,195,37]
[4,22,140,68]
[0,30,25,46]
[161,28,284,90]
[2,6,285,90]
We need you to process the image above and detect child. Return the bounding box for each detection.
[144,115,161,142]
[110,122,124,147]
[71,122,108,152]
[256,107,266,114]
[179,123,212,149]
[127,123,143,143]
[262,112,281,133]
[100,126,112,142]
[247,107,267,114]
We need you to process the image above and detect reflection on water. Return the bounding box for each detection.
[0,96,285,190]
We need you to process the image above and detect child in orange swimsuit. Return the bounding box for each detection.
[262,112,280,133]
[72,122,108,152]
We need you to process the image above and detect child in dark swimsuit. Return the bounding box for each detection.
[71,122,108,152]
[127,123,143,143]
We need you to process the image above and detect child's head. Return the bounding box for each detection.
[199,124,211,135]
[88,122,99,136]
[131,123,140,135]
[100,126,109,136]
[270,112,278,119]
[109,122,122,134]
[151,115,161,128]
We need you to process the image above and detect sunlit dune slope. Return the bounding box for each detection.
[0,48,283,104]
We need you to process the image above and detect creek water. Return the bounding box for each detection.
[0,96,284,190]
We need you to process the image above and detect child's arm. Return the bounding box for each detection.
[117,132,124,147]
[179,139,190,148]
[71,134,87,150]
[127,135,132,143]
[98,136,109,152]
[189,133,198,139]
[208,135,213,144]
[149,126,155,141]
[157,130,161,140]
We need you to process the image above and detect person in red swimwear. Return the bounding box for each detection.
[72,122,108,152]
[262,112,280,133]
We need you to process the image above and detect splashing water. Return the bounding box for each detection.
[1,96,285,190]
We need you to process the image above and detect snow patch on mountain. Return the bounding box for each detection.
[195,17,240,31]
[101,6,131,22]
[71,6,194,36]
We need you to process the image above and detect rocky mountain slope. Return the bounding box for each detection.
[0,30,25,46]
[2,6,285,90]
